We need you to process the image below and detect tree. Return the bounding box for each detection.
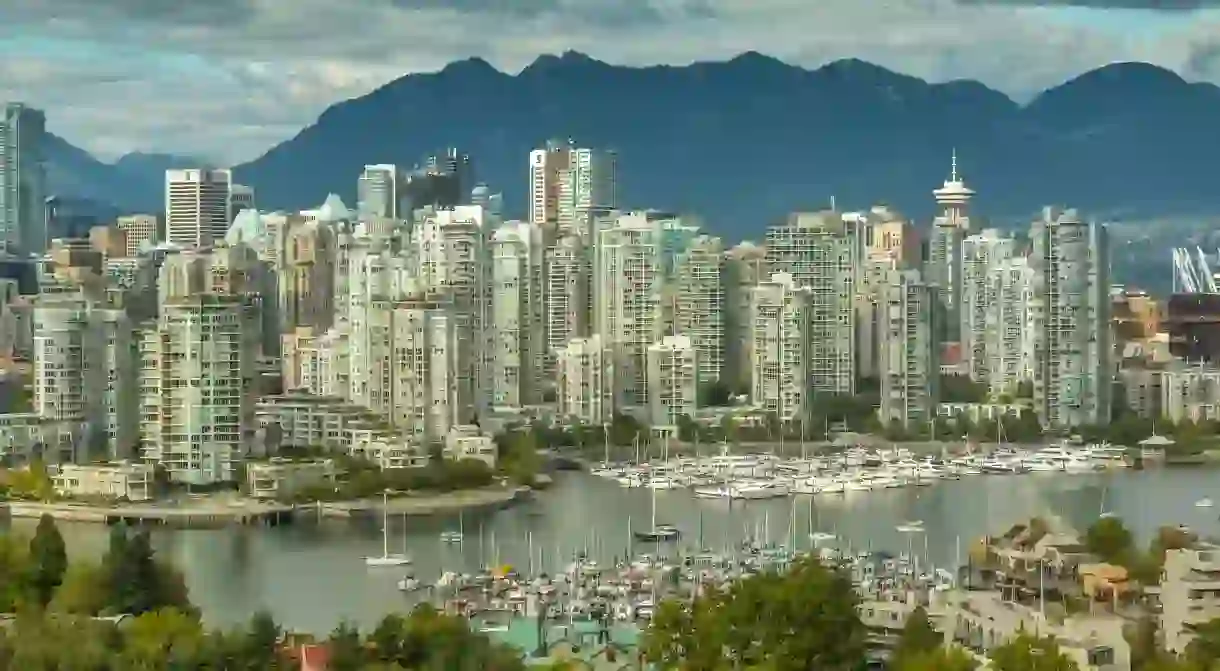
[890,606,942,668]
[893,646,978,671]
[644,556,865,671]
[26,514,67,607]
[1084,517,1134,564]
[48,561,107,615]
[327,620,367,671]
[990,633,1079,671]
[116,608,209,668]
[0,534,29,612]
[1186,617,1220,667]
[241,610,284,669]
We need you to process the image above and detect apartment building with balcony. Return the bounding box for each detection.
[1162,543,1220,654]
[245,458,338,500]
[52,461,153,502]
[556,335,613,425]
[646,335,698,432]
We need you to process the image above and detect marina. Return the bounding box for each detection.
[590,440,1137,496]
[8,463,1220,635]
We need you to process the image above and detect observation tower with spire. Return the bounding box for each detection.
[932,150,975,229]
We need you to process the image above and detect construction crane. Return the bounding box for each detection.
[1172,246,1220,294]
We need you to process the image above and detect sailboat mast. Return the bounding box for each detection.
[382,491,390,557]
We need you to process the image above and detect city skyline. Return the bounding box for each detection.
[1,0,1219,162]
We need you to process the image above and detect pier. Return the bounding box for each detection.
[2,501,300,529]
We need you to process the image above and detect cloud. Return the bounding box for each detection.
[960,0,1220,8]
[0,0,1217,164]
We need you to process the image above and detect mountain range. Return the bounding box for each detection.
[42,51,1220,233]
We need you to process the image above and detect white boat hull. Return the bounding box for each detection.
[365,555,412,567]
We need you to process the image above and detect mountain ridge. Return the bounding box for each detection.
[39,52,1220,230]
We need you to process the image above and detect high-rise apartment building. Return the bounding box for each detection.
[490,222,545,409]
[1029,207,1112,428]
[139,292,259,485]
[878,269,940,430]
[543,233,588,378]
[674,235,725,387]
[961,229,1017,383]
[723,242,767,393]
[33,293,137,461]
[646,335,699,430]
[529,140,616,233]
[750,272,810,422]
[0,103,47,256]
[165,168,232,248]
[764,211,857,395]
[594,213,663,410]
[988,257,1035,396]
[556,335,612,425]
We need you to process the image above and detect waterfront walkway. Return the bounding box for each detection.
[1,486,529,528]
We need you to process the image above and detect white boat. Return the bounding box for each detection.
[1197,498,1214,508]
[397,576,424,591]
[365,492,411,567]
[440,531,464,543]
[896,520,925,534]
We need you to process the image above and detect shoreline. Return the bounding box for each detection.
[1,486,529,529]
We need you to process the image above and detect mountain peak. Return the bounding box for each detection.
[521,51,606,74]
[440,56,500,76]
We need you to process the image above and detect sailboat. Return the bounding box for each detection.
[634,433,681,543]
[364,492,411,567]
[440,512,465,543]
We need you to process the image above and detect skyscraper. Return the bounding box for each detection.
[529,140,616,233]
[165,168,232,248]
[1029,207,1112,428]
[928,152,975,342]
[878,268,940,430]
[0,103,47,256]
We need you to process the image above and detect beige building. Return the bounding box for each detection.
[556,335,613,424]
[52,462,153,502]
[443,425,497,467]
[116,214,158,256]
[1162,543,1220,654]
[245,458,337,499]
[646,335,699,431]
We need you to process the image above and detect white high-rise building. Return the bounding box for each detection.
[165,168,232,248]
[357,164,402,220]
[764,211,857,395]
[529,140,616,233]
[0,103,47,256]
[878,269,939,430]
[490,222,545,409]
[139,292,259,485]
[414,205,491,417]
[988,257,1035,395]
[543,233,588,378]
[1029,207,1112,428]
[961,229,1017,383]
[594,213,663,410]
[646,335,699,430]
[556,335,612,425]
[674,235,725,387]
[391,295,458,440]
[750,273,810,422]
[33,294,137,462]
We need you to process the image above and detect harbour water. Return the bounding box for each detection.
[11,468,1220,634]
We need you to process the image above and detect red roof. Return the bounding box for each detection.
[299,644,331,671]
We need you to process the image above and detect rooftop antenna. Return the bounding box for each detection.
[830,195,836,211]
[951,148,958,182]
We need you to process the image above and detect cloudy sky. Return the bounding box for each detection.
[2,0,1219,164]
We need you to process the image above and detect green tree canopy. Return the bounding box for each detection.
[890,606,943,668]
[643,556,866,671]
[990,633,1080,671]
[1084,517,1135,564]
[26,513,67,607]
[892,646,978,671]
